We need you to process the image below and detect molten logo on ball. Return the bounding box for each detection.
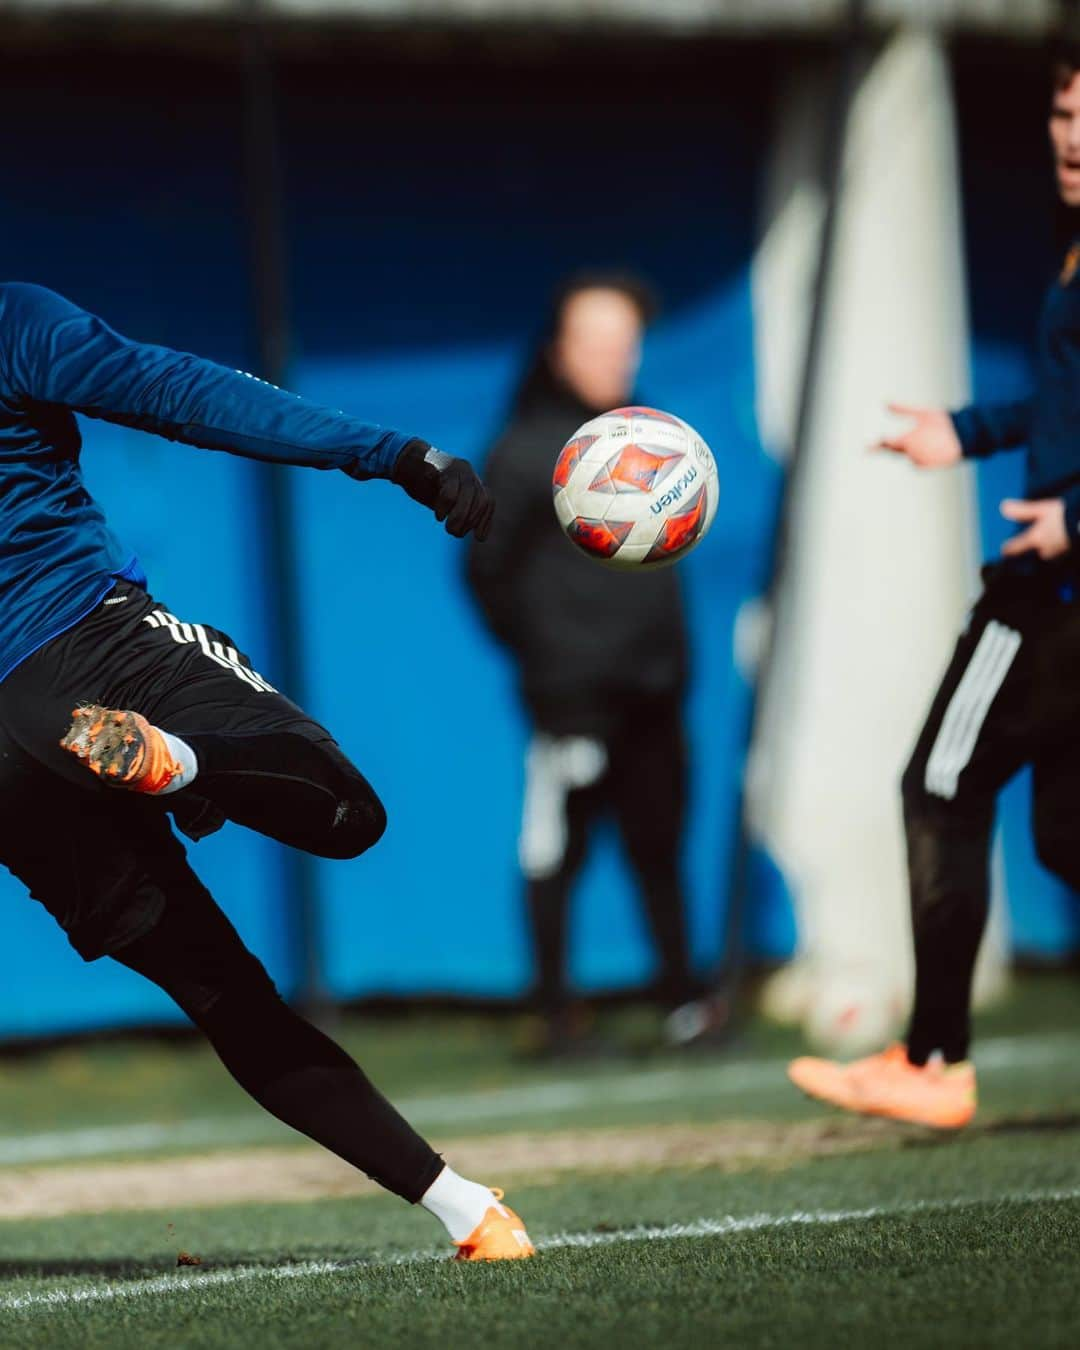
[650,464,698,513]
[551,407,718,570]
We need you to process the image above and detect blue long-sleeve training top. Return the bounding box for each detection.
[951,241,1080,548]
[0,282,414,684]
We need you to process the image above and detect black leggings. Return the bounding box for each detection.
[177,727,388,859]
[523,692,696,1015]
[0,739,442,1202]
[0,582,444,1201]
[901,572,1080,1064]
[114,886,443,1203]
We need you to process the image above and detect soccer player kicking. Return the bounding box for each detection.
[0,281,533,1260]
[788,48,1080,1130]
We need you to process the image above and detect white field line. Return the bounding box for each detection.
[0,1030,1075,1167]
[3,1183,1080,1316]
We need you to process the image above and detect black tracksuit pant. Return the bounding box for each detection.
[903,564,1080,1065]
[0,581,443,1203]
[520,689,696,1016]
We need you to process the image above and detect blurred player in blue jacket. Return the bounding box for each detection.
[790,45,1080,1131]
[0,283,533,1261]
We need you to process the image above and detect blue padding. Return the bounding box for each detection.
[275,65,790,999]
[0,419,296,1034]
[0,50,797,1031]
[292,310,780,998]
[0,68,295,1036]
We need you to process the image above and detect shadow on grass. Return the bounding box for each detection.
[896,1111,1080,1152]
[0,1254,335,1280]
[978,1112,1080,1137]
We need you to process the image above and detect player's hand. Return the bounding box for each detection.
[873,404,963,468]
[391,439,495,541]
[1000,498,1070,560]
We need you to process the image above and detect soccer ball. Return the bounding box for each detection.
[551,406,718,569]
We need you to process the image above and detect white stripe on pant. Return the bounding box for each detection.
[924,620,1022,801]
[518,735,608,880]
[142,610,276,694]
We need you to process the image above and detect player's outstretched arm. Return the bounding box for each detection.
[873,403,963,468]
[950,398,1032,458]
[0,282,492,539]
[874,398,1032,468]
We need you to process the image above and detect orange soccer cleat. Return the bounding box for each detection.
[60,705,182,794]
[787,1043,977,1130]
[453,1189,536,1262]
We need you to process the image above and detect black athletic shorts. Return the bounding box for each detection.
[0,580,382,959]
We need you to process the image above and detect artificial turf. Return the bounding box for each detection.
[0,975,1076,1159]
[0,975,1076,1347]
[1,1137,1079,1349]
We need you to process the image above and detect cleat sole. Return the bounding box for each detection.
[60,705,158,786]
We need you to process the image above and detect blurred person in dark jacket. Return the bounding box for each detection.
[468,273,700,1055]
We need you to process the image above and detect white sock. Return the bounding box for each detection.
[420,1166,504,1242]
[158,730,198,795]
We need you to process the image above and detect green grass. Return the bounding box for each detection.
[0,976,1076,1161]
[2,1136,1079,1348]
[0,975,1077,1347]
[5,1204,1080,1350]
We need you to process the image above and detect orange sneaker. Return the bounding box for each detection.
[787,1043,976,1130]
[453,1189,535,1261]
[60,705,182,794]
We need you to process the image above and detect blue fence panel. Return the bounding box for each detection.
[0,45,793,1031]
[0,56,292,1036]
[283,59,784,999]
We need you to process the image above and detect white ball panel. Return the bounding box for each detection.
[600,494,653,527]
[625,515,664,548]
[601,545,645,572]
[612,541,652,564]
[630,424,686,454]
[553,490,575,528]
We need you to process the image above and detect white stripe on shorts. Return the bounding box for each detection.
[923,619,1021,801]
[142,609,277,694]
[518,734,607,880]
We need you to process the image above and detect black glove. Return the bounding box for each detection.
[391,439,495,541]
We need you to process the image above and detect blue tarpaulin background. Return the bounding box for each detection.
[0,47,787,1036]
[0,41,1073,1039]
